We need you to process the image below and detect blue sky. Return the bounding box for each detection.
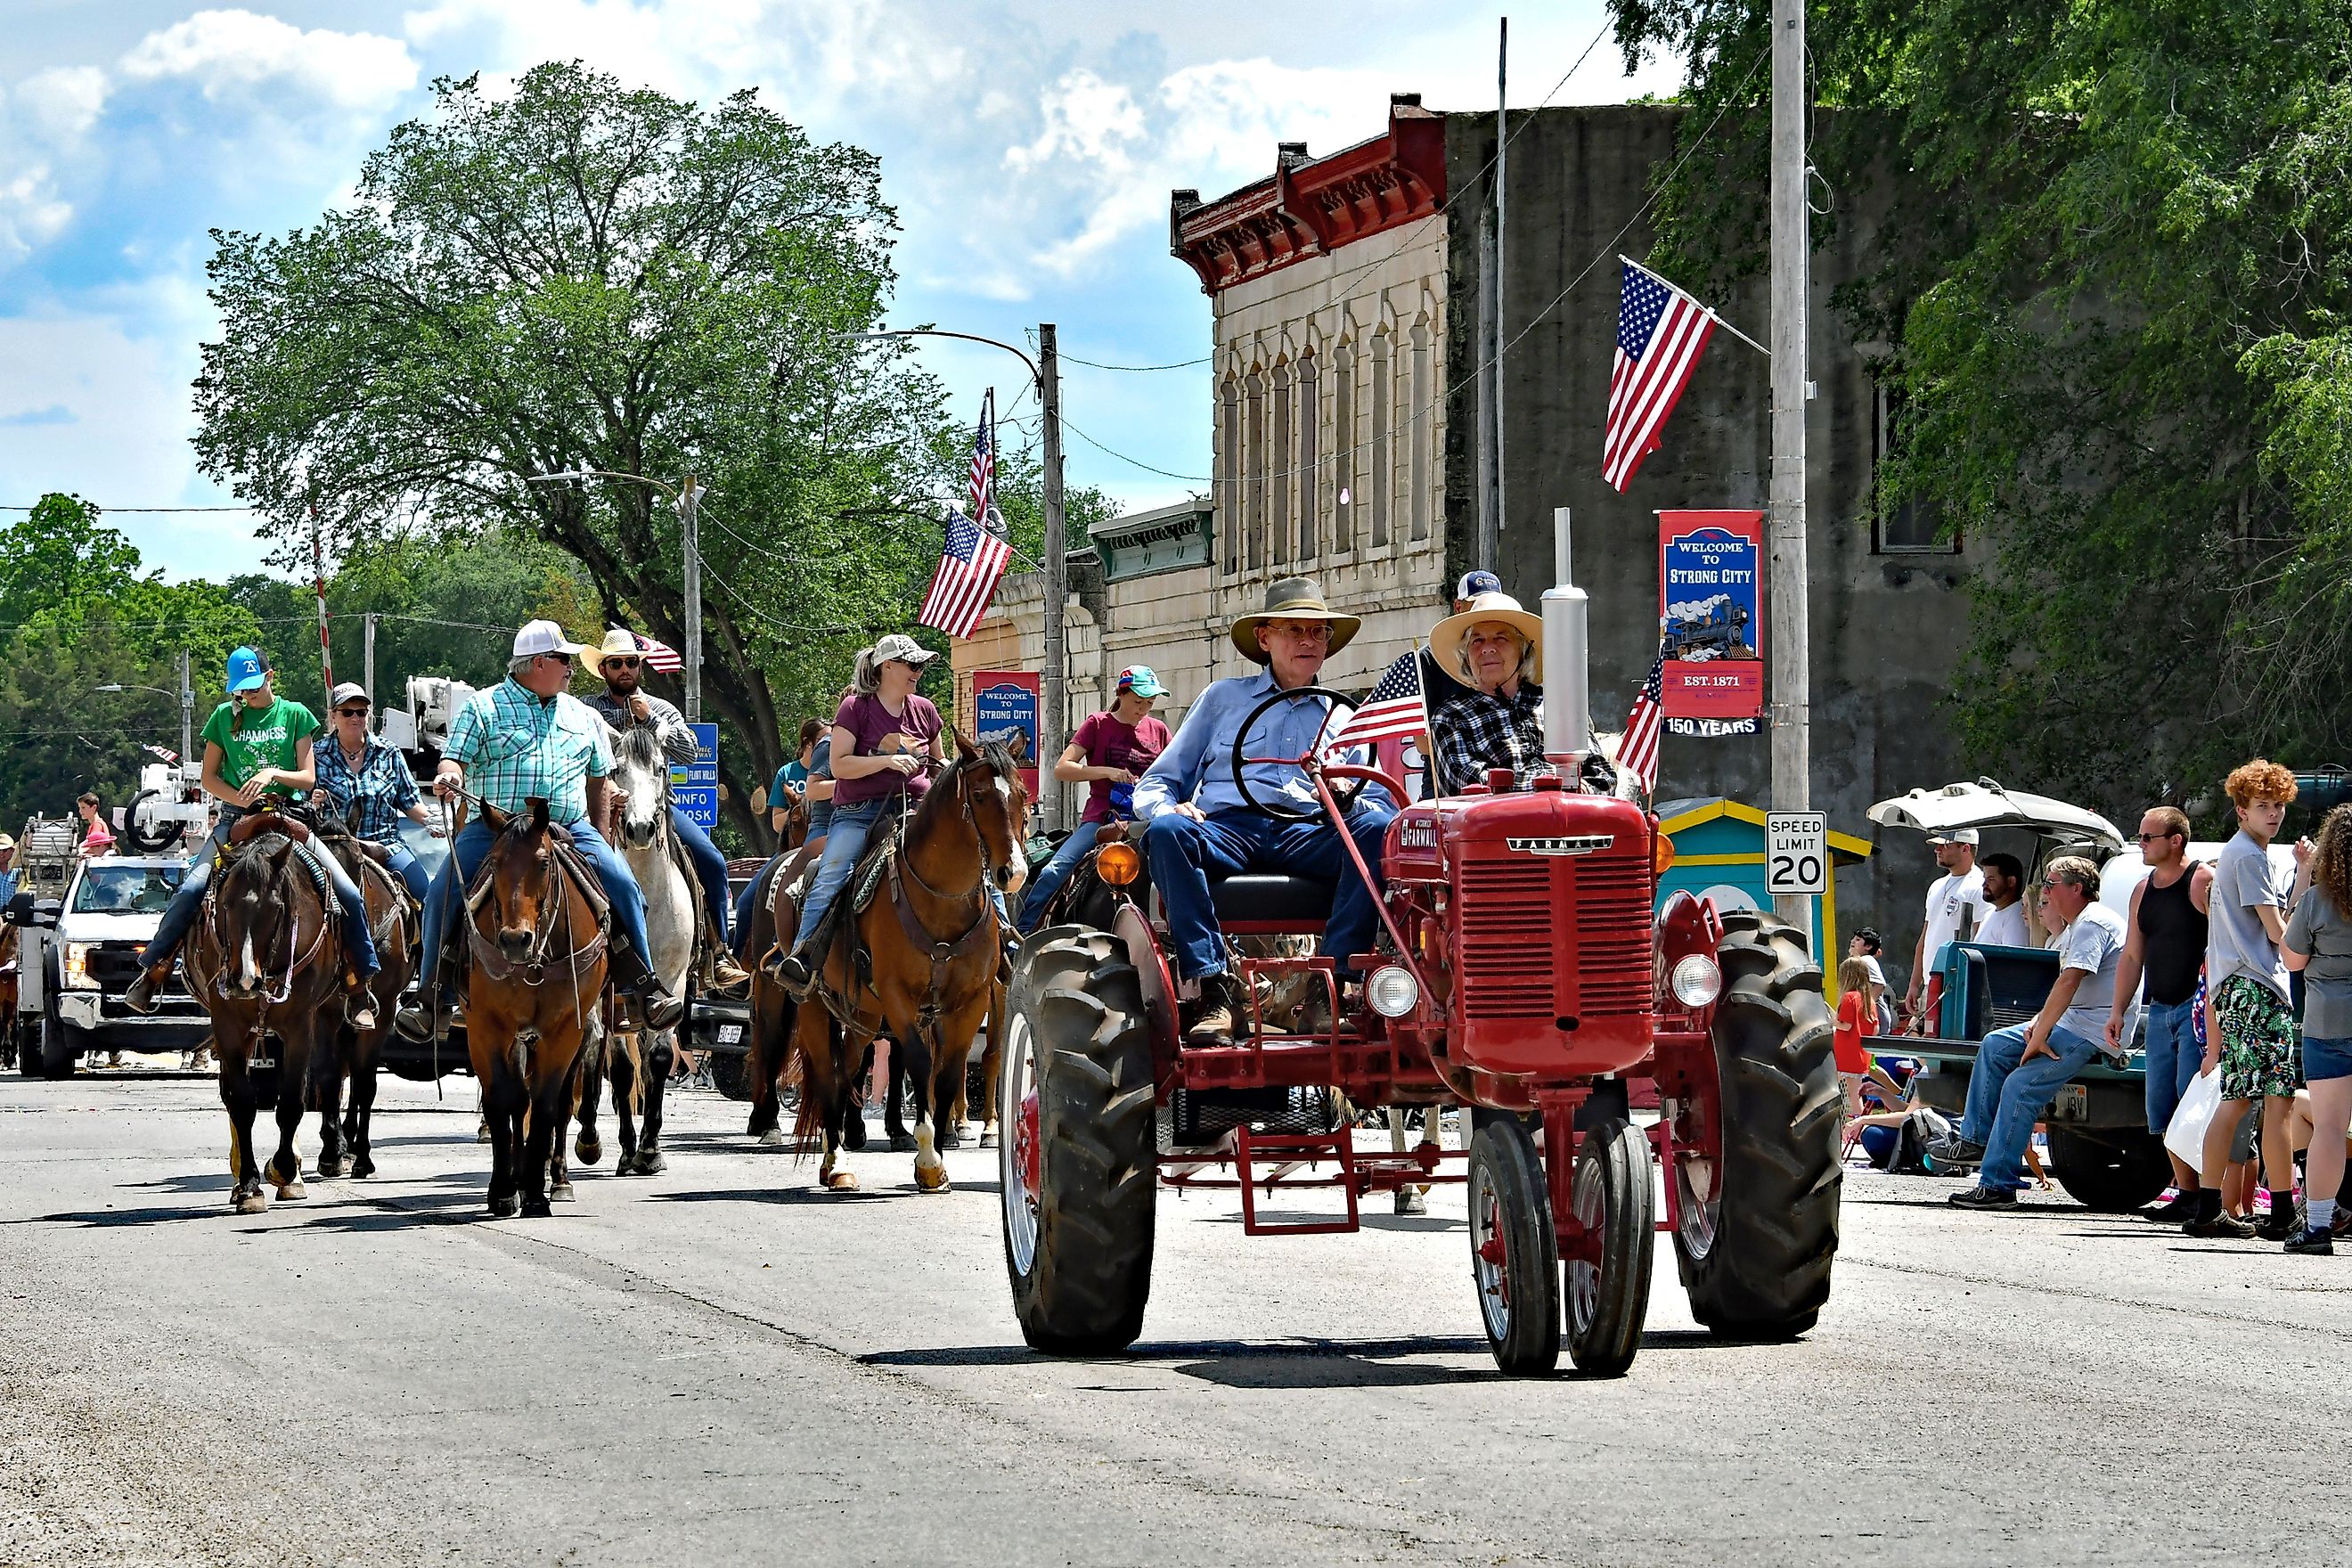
[0,1,1679,579]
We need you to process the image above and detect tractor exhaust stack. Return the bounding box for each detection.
[1542,506,1592,772]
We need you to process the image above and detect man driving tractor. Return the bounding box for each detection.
[1133,577,1396,1045]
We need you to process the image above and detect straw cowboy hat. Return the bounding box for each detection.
[1430,590,1545,684]
[594,626,651,669]
[1229,576,1361,664]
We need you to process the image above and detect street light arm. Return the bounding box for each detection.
[527,468,682,502]
[850,329,1042,389]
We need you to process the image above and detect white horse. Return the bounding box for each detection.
[574,722,698,1176]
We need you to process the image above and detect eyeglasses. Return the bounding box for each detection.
[606,657,641,669]
[335,706,370,717]
[540,652,574,666]
[2136,831,2180,843]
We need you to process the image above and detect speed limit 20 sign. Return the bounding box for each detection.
[1765,811,1828,896]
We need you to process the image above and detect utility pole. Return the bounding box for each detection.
[363,613,377,709]
[1492,16,1507,564]
[1768,0,1813,938]
[176,649,193,772]
[1039,323,1068,835]
[680,473,704,724]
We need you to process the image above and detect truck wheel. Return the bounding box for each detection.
[1565,1116,1654,1377]
[1672,911,1842,1339]
[38,1015,78,1080]
[1468,1117,1559,1376]
[1001,930,1156,1354]
[2046,1128,2172,1213]
[12,1018,36,1078]
[708,1050,749,1102]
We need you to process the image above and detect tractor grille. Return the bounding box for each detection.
[1575,857,1654,1017]
[1458,858,1556,1018]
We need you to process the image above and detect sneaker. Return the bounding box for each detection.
[2283,1225,2335,1255]
[1948,1184,2016,1210]
[1926,1131,1985,1169]
[2333,1208,2352,1239]
[2183,1212,2258,1239]
[348,1000,378,1033]
[2256,1205,2303,1242]
[2144,1191,2201,1223]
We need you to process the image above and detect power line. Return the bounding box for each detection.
[1059,352,1213,372]
[0,502,265,514]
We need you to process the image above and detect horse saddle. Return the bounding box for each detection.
[217,814,335,907]
[226,808,312,846]
[462,832,612,928]
[847,820,902,918]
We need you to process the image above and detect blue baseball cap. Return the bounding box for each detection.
[225,647,267,694]
[1456,570,1502,601]
[1115,665,1166,698]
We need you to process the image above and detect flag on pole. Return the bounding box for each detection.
[628,630,682,674]
[142,743,179,766]
[1617,642,1669,793]
[1604,259,1719,493]
[311,503,335,696]
[917,508,1013,640]
[1327,647,1428,753]
[967,389,995,523]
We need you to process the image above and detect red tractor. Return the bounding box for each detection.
[996,565,1842,1376]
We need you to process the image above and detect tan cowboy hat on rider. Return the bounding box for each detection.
[1429,590,1545,684]
[593,626,650,671]
[1229,576,1362,664]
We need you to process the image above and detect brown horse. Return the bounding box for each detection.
[312,828,417,1180]
[466,799,609,1218]
[183,816,350,1215]
[782,733,1026,1192]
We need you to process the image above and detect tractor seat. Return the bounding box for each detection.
[1210,873,1335,927]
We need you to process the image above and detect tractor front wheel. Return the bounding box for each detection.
[2046,1128,2173,1213]
[1000,929,1157,1355]
[1671,910,1842,1339]
[1565,1116,1654,1376]
[1468,1117,1559,1376]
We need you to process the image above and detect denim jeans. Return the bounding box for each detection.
[419,817,649,987]
[382,842,432,904]
[670,804,732,943]
[1142,804,1395,982]
[789,797,1007,953]
[142,817,380,978]
[1017,819,1102,934]
[2143,998,2203,1134]
[1959,1021,2106,1192]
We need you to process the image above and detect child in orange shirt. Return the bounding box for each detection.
[1835,955,1876,1119]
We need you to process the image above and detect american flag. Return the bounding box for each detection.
[1617,643,1668,794]
[141,743,178,765]
[1605,260,1719,493]
[1327,648,1427,752]
[629,630,683,674]
[917,509,1013,639]
[967,390,995,523]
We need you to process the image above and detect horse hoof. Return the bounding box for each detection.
[274,1179,308,1202]
[634,1149,666,1176]
[233,1188,269,1215]
[914,1164,950,1194]
[350,1156,375,1180]
[575,1133,603,1166]
[758,1128,786,1147]
[824,1171,861,1192]
[550,1181,576,1205]
[617,1152,648,1177]
[477,1122,493,1145]
[488,1193,519,1218]
[842,1118,869,1151]
[316,1156,346,1180]
[939,1124,966,1151]
[978,1125,1000,1149]
[888,1132,917,1154]
[521,1196,552,1219]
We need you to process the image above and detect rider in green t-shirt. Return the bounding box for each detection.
[125,648,380,1023]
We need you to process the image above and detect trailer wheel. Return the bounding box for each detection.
[1001,929,1156,1355]
[12,1017,35,1078]
[38,1015,78,1079]
[1565,1116,1654,1376]
[708,1049,750,1102]
[1468,1117,1559,1376]
[1672,911,1842,1339]
[2046,1128,2172,1213]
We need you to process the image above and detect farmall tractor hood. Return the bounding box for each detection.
[1866,779,2125,853]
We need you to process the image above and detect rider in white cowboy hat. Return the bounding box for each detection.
[1131,576,1396,1044]
[1425,588,1548,796]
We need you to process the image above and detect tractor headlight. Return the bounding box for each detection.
[1670,954,1722,1008]
[1365,964,1421,1018]
[62,942,100,991]
[1094,841,1141,886]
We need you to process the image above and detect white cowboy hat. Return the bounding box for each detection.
[1429,591,1544,684]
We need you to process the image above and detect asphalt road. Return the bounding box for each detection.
[3,1073,2347,1568]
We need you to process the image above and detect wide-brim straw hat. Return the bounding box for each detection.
[1430,591,1544,684]
[1229,576,1361,664]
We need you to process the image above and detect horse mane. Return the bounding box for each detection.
[911,739,1025,838]
[614,721,667,774]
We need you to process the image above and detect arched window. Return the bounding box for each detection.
[1244,366,1267,572]
[1270,360,1292,567]
[1218,374,1241,576]
[1296,349,1319,562]
[1409,316,1432,543]
[1332,342,1354,554]
[1369,328,1392,551]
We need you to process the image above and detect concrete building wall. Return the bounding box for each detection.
[1443,104,1987,955]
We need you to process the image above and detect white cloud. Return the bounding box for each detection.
[120,9,418,111]
[15,67,110,146]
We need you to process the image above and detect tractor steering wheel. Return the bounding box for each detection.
[1227,685,1371,824]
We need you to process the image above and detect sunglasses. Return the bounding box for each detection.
[540,651,574,666]
[2136,831,2180,843]
[606,657,641,669]
[335,706,370,717]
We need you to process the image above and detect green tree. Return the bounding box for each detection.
[1608,0,2352,818]
[194,61,958,841]
[0,614,192,832]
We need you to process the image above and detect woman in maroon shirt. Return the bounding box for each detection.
[1016,666,1170,933]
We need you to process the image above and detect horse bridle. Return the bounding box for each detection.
[466,825,608,987]
[207,836,331,1007]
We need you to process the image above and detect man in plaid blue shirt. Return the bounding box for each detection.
[398,621,682,1040]
[313,682,440,902]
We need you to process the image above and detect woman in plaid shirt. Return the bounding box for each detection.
[313,681,443,902]
[1426,590,1548,796]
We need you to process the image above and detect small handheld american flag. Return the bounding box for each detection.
[1327,648,1427,752]
[1616,642,1669,794]
[631,630,682,674]
[917,508,1013,640]
[1605,259,1719,493]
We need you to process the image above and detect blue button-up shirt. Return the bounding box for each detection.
[314,732,421,845]
[1132,670,1374,822]
[444,679,612,823]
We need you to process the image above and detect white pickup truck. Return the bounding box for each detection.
[7,853,211,1077]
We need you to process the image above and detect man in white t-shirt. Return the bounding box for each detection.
[1907,828,1989,1034]
[1977,853,2031,947]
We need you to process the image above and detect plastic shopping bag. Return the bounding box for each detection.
[2165,1066,2224,1175]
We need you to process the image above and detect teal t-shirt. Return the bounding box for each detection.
[200,695,320,801]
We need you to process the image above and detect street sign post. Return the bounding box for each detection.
[1765,810,1827,897]
[672,722,719,829]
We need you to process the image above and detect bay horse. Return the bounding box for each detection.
[312,821,418,1180]
[782,732,1025,1193]
[183,814,349,1214]
[571,724,690,1177]
[466,798,608,1218]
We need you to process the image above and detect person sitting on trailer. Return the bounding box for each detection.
[1133,576,1396,1045]
[1425,588,1550,796]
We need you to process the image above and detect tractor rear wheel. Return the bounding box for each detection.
[1468,1117,1559,1376]
[2046,1128,2172,1213]
[1565,1116,1654,1376]
[1001,929,1157,1354]
[1672,910,1842,1339]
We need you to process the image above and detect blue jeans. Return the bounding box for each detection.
[1143,804,1395,982]
[671,804,732,944]
[1018,820,1102,933]
[142,818,380,978]
[420,817,649,988]
[383,842,431,904]
[1959,1022,2106,1192]
[2143,999,2203,1134]
[788,799,1009,955]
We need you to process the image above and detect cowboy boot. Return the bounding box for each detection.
[344,970,378,1033]
[708,921,752,995]
[1180,972,1247,1046]
[612,943,685,1031]
[122,960,170,1015]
